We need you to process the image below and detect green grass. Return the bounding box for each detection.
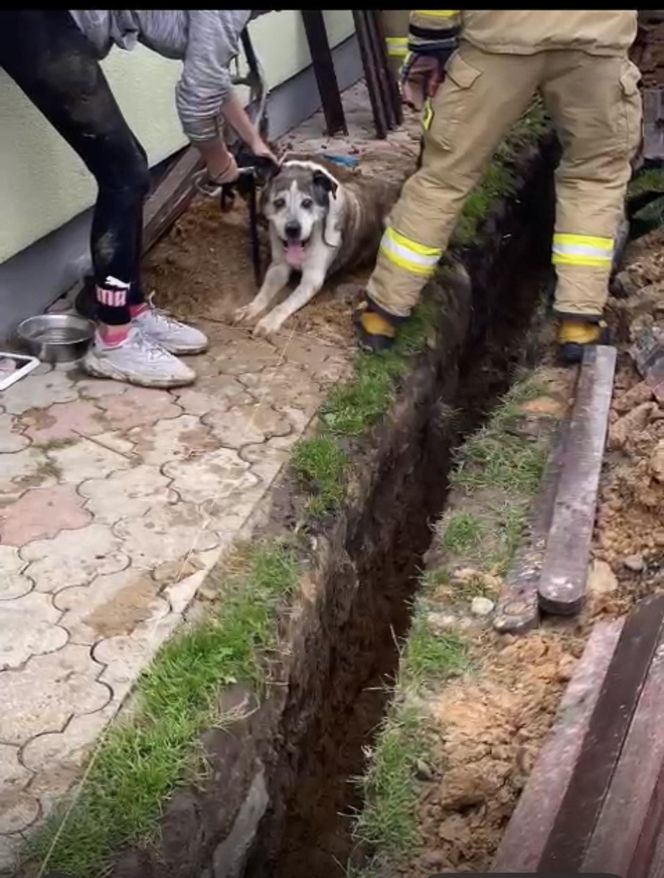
[25,542,298,878]
[353,706,425,857]
[441,511,485,554]
[451,378,547,496]
[403,617,467,689]
[628,166,664,199]
[292,436,348,516]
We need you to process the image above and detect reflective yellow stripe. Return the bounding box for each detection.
[552,233,614,268]
[380,227,443,276]
[414,9,460,17]
[554,233,613,250]
[386,37,408,57]
[422,98,434,131]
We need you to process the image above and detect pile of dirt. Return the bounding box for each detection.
[407,630,581,876]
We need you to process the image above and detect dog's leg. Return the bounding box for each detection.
[233,263,291,325]
[253,269,326,338]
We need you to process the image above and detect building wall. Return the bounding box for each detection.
[0,10,354,264]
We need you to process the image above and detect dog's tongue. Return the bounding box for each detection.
[286,242,306,268]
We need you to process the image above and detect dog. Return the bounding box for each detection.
[233,155,400,337]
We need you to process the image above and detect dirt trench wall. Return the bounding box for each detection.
[104,137,556,878]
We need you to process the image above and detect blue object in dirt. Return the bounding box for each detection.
[323,154,360,168]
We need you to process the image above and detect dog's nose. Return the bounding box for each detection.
[284,220,301,240]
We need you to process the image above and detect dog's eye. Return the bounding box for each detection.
[273,197,286,210]
[301,198,313,209]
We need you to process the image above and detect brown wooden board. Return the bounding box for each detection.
[538,345,616,616]
[363,11,397,131]
[640,763,664,878]
[353,10,387,140]
[301,11,348,138]
[370,10,404,126]
[538,593,664,872]
[583,635,664,877]
[643,87,664,161]
[491,618,624,873]
[142,146,204,254]
[493,412,572,634]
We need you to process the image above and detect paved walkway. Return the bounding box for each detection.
[0,323,350,871]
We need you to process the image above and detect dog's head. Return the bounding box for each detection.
[262,161,342,269]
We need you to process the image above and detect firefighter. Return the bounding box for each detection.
[357,11,643,364]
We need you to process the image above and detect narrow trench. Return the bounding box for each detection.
[246,151,556,878]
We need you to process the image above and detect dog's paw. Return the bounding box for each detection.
[253,313,285,339]
[233,304,259,325]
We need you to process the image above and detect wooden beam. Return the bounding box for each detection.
[643,87,664,162]
[493,415,570,634]
[538,594,664,872]
[142,145,204,254]
[301,11,347,138]
[538,345,616,615]
[353,10,387,139]
[583,628,664,876]
[370,10,403,127]
[492,618,624,872]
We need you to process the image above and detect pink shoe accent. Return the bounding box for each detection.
[98,325,130,348]
[129,303,149,318]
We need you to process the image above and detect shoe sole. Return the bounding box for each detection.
[161,342,209,356]
[83,357,196,388]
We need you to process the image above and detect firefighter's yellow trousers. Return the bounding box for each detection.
[367,43,643,321]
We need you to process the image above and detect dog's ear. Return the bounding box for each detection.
[313,169,338,200]
[256,156,280,187]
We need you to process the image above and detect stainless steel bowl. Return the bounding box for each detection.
[16,314,94,364]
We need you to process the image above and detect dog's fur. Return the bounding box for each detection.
[234,154,400,337]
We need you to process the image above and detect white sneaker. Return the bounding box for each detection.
[133,299,208,355]
[83,327,196,388]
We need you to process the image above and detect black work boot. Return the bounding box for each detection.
[354,296,402,353]
[557,319,610,365]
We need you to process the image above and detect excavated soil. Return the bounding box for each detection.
[381,233,664,876]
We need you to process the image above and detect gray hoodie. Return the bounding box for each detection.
[69,10,267,142]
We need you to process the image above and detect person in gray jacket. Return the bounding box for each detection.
[0,10,277,388]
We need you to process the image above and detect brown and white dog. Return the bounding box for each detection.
[233,156,399,337]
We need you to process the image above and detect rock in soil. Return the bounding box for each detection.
[587,559,618,594]
[623,554,646,573]
[470,596,495,617]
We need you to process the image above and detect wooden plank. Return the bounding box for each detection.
[363,11,397,131]
[353,11,387,140]
[643,87,664,162]
[491,618,624,873]
[538,594,664,872]
[583,636,664,877]
[142,146,204,254]
[493,414,570,634]
[369,10,403,127]
[301,11,348,138]
[538,345,616,615]
[644,767,664,878]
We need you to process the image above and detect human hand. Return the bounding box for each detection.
[401,54,445,111]
[249,134,278,166]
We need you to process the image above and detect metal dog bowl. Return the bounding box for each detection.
[16,314,94,364]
